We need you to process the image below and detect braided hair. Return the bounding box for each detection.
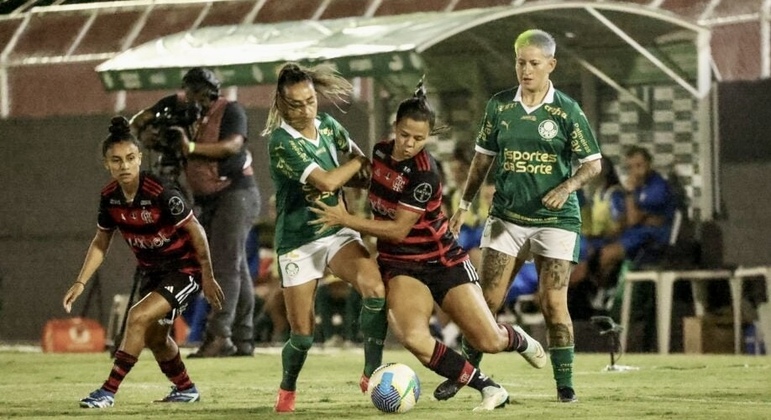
[101,116,139,157]
[262,62,353,136]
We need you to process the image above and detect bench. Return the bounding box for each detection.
[619,265,770,354]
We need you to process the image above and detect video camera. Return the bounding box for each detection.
[148,103,201,166]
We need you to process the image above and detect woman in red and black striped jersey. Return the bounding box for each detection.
[309,81,547,412]
[62,116,224,408]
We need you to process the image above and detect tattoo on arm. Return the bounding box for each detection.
[565,158,601,193]
[462,153,495,202]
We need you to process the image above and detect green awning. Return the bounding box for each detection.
[96,4,711,99]
[95,7,499,91]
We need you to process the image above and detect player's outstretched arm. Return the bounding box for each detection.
[63,229,113,313]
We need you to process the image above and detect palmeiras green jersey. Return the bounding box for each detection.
[269,113,355,254]
[475,83,601,233]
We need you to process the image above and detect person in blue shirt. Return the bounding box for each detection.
[597,146,675,285]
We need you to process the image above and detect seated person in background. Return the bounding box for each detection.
[597,146,675,291]
[446,145,489,269]
[570,156,626,313]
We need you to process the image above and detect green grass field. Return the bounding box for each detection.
[0,346,769,419]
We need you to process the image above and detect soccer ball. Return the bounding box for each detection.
[367,362,421,413]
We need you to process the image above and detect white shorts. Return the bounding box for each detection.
[480,216,580,263]
[277,227,364,288]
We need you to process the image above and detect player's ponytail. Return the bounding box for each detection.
[102,115,139,156]
[395,76,447,135]
[263,62,353,136]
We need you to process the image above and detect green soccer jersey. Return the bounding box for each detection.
[269,113,354,255]
[475,84,601,233]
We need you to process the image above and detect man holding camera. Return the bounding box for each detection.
[131,67,261,357]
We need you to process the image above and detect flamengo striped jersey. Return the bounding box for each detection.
[97,172,199,274]
[369,140,467,267]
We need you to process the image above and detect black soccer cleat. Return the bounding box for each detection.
[433,380,461,401]
[557,386,578,403]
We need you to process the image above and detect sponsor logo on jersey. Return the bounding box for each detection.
[168,196,185,216]
[370,197,397,219]
[538,120,558,141]
[413,183,433,203]
[110,199,121,205]
[544,104,567,119]
[127,231,172,250]
[140,200,152,206]
[501,149,558,174]
[302,183,334,203]
[319,127,334,137]
[497,103,516,112]
[165,285,174,293]
[501,120,510,130]
[570,123,592,153]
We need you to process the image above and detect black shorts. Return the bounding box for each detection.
[138,269,201,323]
[379,259,479,306]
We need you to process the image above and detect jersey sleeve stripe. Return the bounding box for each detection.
[474,144,496,156]
[174,212,194,227]
[397,202,425,214]
[299,162,320,185]
[578,153,602,163]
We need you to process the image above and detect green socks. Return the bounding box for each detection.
[550,346,574,388]
[461,335,484,368]
[279,334,314,391]
[359,297,387,377]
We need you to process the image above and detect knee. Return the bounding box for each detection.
[145,332,170,352]
[289,334,314,352]
[539,295,567,320]
[356,274,385,298]
[126,308,155,332]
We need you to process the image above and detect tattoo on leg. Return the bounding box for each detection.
[543,258,570,290]
[549,323,574,347]
[480,249,513,309]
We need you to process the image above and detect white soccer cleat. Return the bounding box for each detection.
[472,385,509,412]
[514,325,548,369]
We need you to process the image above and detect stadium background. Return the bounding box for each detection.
[0,0,769,344]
